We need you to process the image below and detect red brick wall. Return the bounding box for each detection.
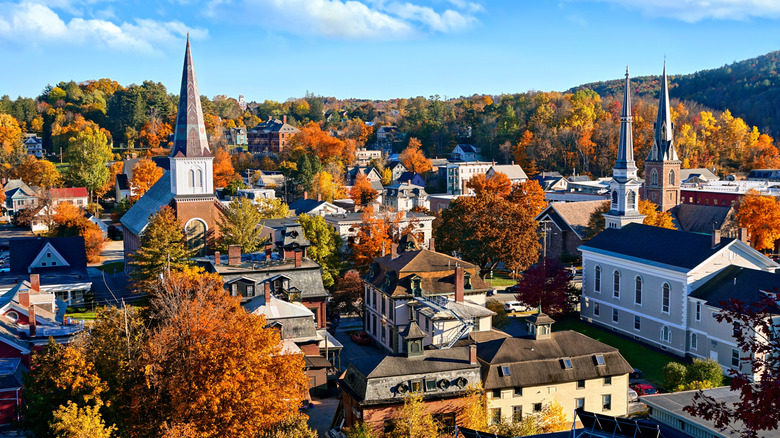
[681,190,741,207]
[302,299,326,329]
[0,389,20,426]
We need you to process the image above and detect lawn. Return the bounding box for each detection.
[485,270,517,287]
[553,314,682,388]
[97,261,124,273]
[65,307,97,320]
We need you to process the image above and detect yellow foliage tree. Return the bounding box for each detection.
[0,114,22,153]
[312,171,345,203]
[540,400,569,433]
[51,401,116,438]
[18,155,62,189]
[389,392,439,438]
[459,384,488,431]
[639,199,676,230]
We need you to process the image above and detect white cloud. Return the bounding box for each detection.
[575,0,780,22]
[205,0,481,40]
[0,2,207,53]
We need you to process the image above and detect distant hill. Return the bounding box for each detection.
[571,50,780,137]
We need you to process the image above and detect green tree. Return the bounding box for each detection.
[130,206,192,288]
[486,299,509,328]
[51,401,116,438]
[218,197,266,253]
[66,127,113,200]
[686,358,724,389]
[663,362,688,391]
[298,214,343,288]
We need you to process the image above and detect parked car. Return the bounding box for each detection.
[350,331,371,345]
[504,301,531,313]
[505,284,520,293]
[630,383,658,396]
[628,388,639,403]
[630,368,643,379]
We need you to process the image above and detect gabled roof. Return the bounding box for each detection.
[49,187,88,199]
[580,223,737,271]
[537,200,607,240]
[489,164,528,181]
[115,174,130,191]
[387,161,406,171]
[690,266,780,310]
[4,179,35,198]
[397,172,423,183]
[680,168,718,182]
[120,172,173,236]
[672,204,735,235]
[170,37,212,159]
[288,198,327,215]
[9,237,87,274]
[350,346,478,379]
[454,144,479,153]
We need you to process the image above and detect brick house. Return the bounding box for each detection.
[247,116,300,155]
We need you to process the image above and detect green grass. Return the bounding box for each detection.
[485,271,518,287]
[553,314,682,387]
[97,261,124,273]
[65,307,97,320]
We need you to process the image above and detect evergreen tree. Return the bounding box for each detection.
[130,206,192,288]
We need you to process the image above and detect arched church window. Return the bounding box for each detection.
[669,169,675,185]
[185,219,207,257]
[627,191,636,210]
[189,170,195,188]
[197,169,204,188]
[594,265,601,292]
[651,169,658,186]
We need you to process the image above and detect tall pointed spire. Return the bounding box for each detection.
[171,37,212,158]
[648,61,678,162]
[614,67,637,174]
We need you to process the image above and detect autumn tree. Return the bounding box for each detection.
[288,121,355,165]
[257,198,291,220]
[298,214,343,288]
[349,206,393,270]
[736,189,780,251]
[513,259,577,315]
[540,400,569,433]
[349,173,378,208]
[23,340,108,438]
[18,155,62,189]
[97,161,123,200]
[48,202,105,263]
[459,384,488,431]
[639,199,676,230]
[133,268,309,437]
[312,170,345,203]
[213,146,239,188]
[51,401,116,438]
[217,196,265,253]
[129,206,192,289]
[130,158,163,199]
[399,137,432,174]
[66,126,114,201]
[389,392,439,438]
[330,271,363,317]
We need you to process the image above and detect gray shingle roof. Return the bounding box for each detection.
[672,203,735,234]
[120,172,173,236]
[690,266,780,310]
[351,346,478,378]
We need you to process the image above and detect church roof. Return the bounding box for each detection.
[537,200,607,240]
[170,37,212,159]
[672,203,735,235]
[580,223,735,271]
[647,62,679,163]
[120,172,173,236]
[690,266,780,311]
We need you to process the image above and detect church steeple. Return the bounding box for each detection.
[604,67,644,230]
[647,62,678,162]
[171,35,212,159]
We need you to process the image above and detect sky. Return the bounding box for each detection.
[2,0,780,103]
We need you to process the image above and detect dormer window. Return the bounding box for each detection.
[411,276,422,296]
[464,273,472,290]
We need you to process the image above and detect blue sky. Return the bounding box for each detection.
[2,0,780,102]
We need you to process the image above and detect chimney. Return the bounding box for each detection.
[294,250,302,268]
[304,191,308,200]
[214,251,221,266]
[29,305,36,337]
[738,227,748,243]
[382,241,386,257]
[30,274,40,294]
[455,265,464,303]
[317,192,322,202]
[283,115,287,125]
[712,230,722,248]
[265,243,273,261]
[18,290,29,308]
[469,343,477,365]
[264,281,271,304]
[228,245,241,266]
[428,238,435,252]
[391,243,398,260]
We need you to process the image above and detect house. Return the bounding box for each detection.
[248,116,300,155]
[234,188,275,203]
[114,157,170,202]
[354,148,382,167]
[86,214,108,238]
[680,168,719,184]
[387,161,407,183]
[383,183,429,212]
[451,145,481,162]
[288,198,346,216]
[533,172,569,192]
[671,203,737,236]
[49,187,89,208]
[487,164,528,184]
[334,342,482,435]
[222,127,248,146]
[478,313,634,424]
[121,39,224,266]
[3,179,37,216]
[2,237,92,306]
[363,246,495,353]
[346,166,382,185]
[535,200,607,262]
[24,134,43,158]
[680,180,780,208]
[396,171,425,187]
[323,211,435,248]
[446,162,492,195]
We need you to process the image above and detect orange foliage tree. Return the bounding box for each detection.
[213,147,239,188]
[18,156,62,189]
[0,114,22,154]
[349,173,378,208]
[400,137,432,174]
[349,206,394,269]
[737,190,780,251]
[130,158,163,199]
[288,121,355,165]
[49,202,105,263]
[133,267,309,437]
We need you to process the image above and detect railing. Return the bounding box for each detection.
[415,294,473,349]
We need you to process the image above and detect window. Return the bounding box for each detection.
[562,358,573,369]
[594,302,600,316]
[611,191,618,208]
[499,366,511,377]
[594,266,601,292]
[425,379,437,392]
[634,277,642,305]
[533,403,542,413]
[695,302,701,322]
[491,408,501,424]
[602,394,612,411]
[189,169,195,187]
[651,169,658,186]
[627,191,636,210]
[411,380,422,392]
[594,354,605,366]
[634,315,641,330]
[613,270,620,298]
[612,308,619,323]
[381,297,386,314]
[604,376,612,385]
[669,169,676,185]
[514,387,522,397]
[732,349,740,367]
[661,325,671,343]
[197,169,204,188]
[691,333,698,350]
[493,389,502,398]
[577,379,585,389]
[662,283,670,313]
[732,323,741,337]
[576,398,585,409]
[246,285,254,297]
[513,406,523,422]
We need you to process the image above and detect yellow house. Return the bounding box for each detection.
[477,313,634,424]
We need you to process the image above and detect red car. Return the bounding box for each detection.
[350,331,371,345]
[630,383,658,396]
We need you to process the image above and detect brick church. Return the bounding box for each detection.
[121,37,222,264]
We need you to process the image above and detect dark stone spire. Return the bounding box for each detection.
[615,67,637,173]
[647,61,679,162]
[171,36,212,158]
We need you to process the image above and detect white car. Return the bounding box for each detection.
[504,301,531,313]
[628,388,639,403]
